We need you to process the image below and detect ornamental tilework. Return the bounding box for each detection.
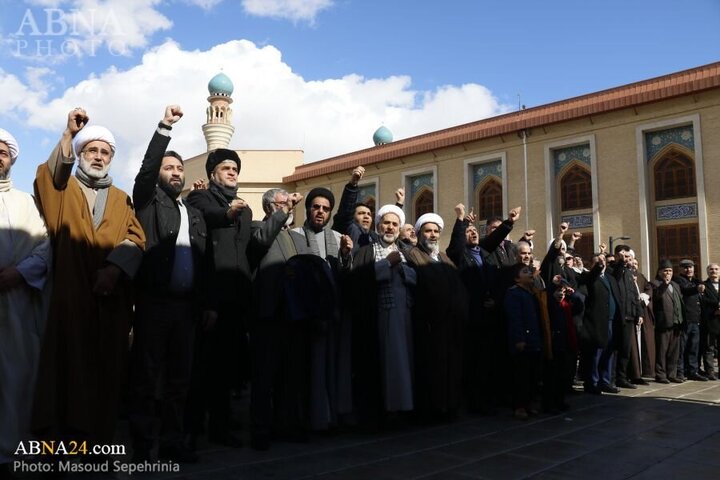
[553,144,591,176]
[561,214,593,229]
[409,173,434,200]
[645,126,694,162]
[656,203,698,221]
[472,160,503,191]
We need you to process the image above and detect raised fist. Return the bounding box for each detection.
[351,166,365,185]
[163,105,183,125]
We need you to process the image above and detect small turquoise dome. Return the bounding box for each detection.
[373,126,393,146]
[208,72,234,96]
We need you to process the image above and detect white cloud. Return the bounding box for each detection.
[242,0,334,23]
[5,39,511,191]
[183,0,224,9]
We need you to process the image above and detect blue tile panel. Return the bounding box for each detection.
[472,160,503,191]
[553,144,591,177]
[409,173,434,199]
[645,126,694,162]
[561,214,593,229]
[656,203,698,221]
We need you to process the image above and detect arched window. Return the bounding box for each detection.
[414,188,434,222]
[477,178,503,221]
[560,165,592,211]
[657,224,700,271]
[654,151,696,201]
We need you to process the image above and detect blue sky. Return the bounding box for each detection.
[1,0,719,193]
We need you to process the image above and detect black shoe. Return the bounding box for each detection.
[656,378,670,384]
[706,373,718,381]
[669,377,685,384]
[208,432,243,448]
[688,373,708,381]
[616,380,637,389]
[631,378,650,385]
[600,384,620,394]
[158,445,199,463]
[584,385,602,395]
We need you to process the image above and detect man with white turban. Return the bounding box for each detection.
[406,212,468,421]
[0,128,51,475]
[350,204,417,427]
[32,108,145,448]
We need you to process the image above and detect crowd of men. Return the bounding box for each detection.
[1,105,719,474]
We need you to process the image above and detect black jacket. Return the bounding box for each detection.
[578,264,622,348]
[187,182,254,303]
[701,279,720,335]
[132,131,211,306]
[675,275,702,324]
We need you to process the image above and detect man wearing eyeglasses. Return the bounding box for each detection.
[290,188,353,432]
[32,108,146,449]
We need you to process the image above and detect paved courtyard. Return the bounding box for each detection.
[11,379,720,479]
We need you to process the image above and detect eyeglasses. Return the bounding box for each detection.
[311,204,331,213]
[81,147,113,159]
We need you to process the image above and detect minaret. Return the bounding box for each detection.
[202,72,235,151]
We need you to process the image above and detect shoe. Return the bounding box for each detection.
[631,378,650,385]
[513,408,528,420]
[158,445,199,463]
[656,378,670,384]
[584,385,603,395]
[706,373,717,381]
[208,432,243,448]
[669,377,685,384]
[688,373,708,382]
[600,384,620,394]
[616,380,637,389]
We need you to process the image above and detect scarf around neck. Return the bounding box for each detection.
[75,164,112,229]
[0,178,12,192]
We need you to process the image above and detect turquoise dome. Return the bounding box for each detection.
[373,126,393,146]
[208,72,234,96]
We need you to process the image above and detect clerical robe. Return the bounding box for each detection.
[0,186,51,463]
[32,144,145,444]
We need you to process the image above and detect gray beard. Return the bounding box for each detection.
[382,232,399,244]
[79,157,109,179]
[420,238,440,257]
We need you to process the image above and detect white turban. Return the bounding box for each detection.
[0,128,19,164]
[415,213,444,234]
[375,204,405,230]
[72,125,116,158]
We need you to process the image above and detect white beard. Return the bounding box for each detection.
[79,156,109,179]
[382,232,399,244]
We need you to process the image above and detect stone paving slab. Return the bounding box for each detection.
[11,379,720,480]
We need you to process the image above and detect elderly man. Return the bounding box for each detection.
[675,259,707,381]
[32,109,145,446]
[651,260,684,384]
[0,129,51,473]
[247,187,304,450]
[289,188,352,431]
[351,204,416,427]
[700,263,720,380]
[185,148,253,447]
[406,213,467,420]
[129,106,216,463]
